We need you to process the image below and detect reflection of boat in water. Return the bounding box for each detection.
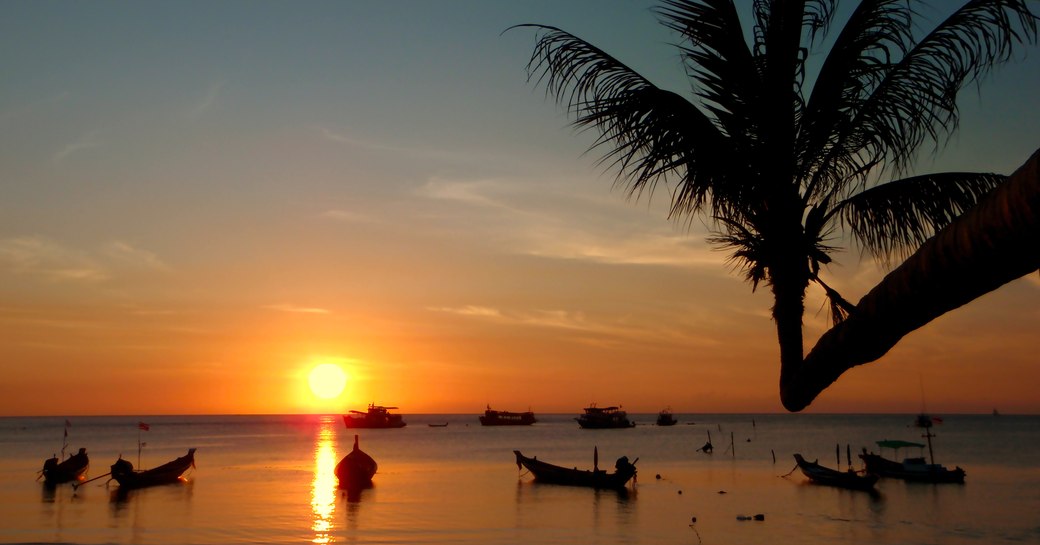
[793,453,878,491]
[343,404,407,429]
[335,435,377,488]
[575,405,635,429]
[111,448,196,489]
[514,447,637,489]
[42,448,89,485]
[479,406,536,426]
[655,408,677,426]
[859,414,965,483]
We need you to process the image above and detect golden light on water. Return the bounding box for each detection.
[311,416,338,544]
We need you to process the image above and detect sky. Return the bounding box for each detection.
[1,1,1038,416]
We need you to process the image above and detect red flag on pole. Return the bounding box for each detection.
[138,422,150,431]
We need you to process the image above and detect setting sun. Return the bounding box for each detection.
[308,363,347,400]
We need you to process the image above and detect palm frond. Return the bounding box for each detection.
[852,0,1039,175]
[799,0,912,200]
[832,172,1006,262]
[654,1,760,137]
[511,23,729,218]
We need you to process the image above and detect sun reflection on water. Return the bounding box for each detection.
[311,416,338,544]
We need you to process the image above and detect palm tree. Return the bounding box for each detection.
[513,0,1038,411]
[794,148,1039,410]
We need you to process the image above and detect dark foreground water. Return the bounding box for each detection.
[1,413,1038,544]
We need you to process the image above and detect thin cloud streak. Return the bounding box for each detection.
[105,241,171,272]
[0,236,108,283]
[51,129,104,163]
[186,80,225,120]
[263,304,332,315]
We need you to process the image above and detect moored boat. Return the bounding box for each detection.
[859,414,966,483]
[343,404,407,429]
[479,406,536,426]
[335,435,377,488]
[111,448,196,489]
[576,404,635,429]
[42,448,89,485]
[656,408,677,426]
[793,453,878,491]
[514,448,637,489]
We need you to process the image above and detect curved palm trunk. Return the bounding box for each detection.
[781,148,1040,411]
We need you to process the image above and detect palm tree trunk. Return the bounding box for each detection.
[781,148,1040,411]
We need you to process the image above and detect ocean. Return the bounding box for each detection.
[1,413,1037,544]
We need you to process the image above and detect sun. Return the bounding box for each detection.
[308,363,347,399]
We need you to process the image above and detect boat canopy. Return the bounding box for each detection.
[876,439,925,449]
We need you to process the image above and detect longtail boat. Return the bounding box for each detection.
[793,453,877,491]
[479,406,536,426]
[335,435,377,488]
[514,447,637,489]
[42,448,89,485]
[111,448,196,489]
[343,404,406,429]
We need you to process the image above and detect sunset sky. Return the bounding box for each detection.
[2,1,1037,416]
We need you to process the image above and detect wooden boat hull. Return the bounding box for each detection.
[793,454,877,491]
[111,448,196,489]
[42,449,89,485]
[860,453,966,483]
[514,450,636,489]
[336,435,377,487]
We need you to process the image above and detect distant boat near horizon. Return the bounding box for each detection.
[343,404,407,429]
[479,406,536,426]
[655,408,677,426]
[575,404,635,429]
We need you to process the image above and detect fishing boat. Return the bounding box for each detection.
[343,404,407,429]
[41,447,89,485]
[655,408,678,426]
[479,406,536,426]
[793,453,878,491]
[859,414,966,483]
[575,404,635,429]
[335,435,377,487]
[111,448,196,489]
[514,447,637,489]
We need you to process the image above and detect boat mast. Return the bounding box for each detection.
[917,414,936,465]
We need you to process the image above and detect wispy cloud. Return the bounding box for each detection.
[264,304,332,315]
[105,241,171,272]
[51,129,104,163]
[0,236,108,282]
[414,175,725,269]
[427,305,720,347]
[186,80,225,120]
[318,209,375,223]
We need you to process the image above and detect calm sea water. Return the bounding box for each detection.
[1,413,1038,545]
